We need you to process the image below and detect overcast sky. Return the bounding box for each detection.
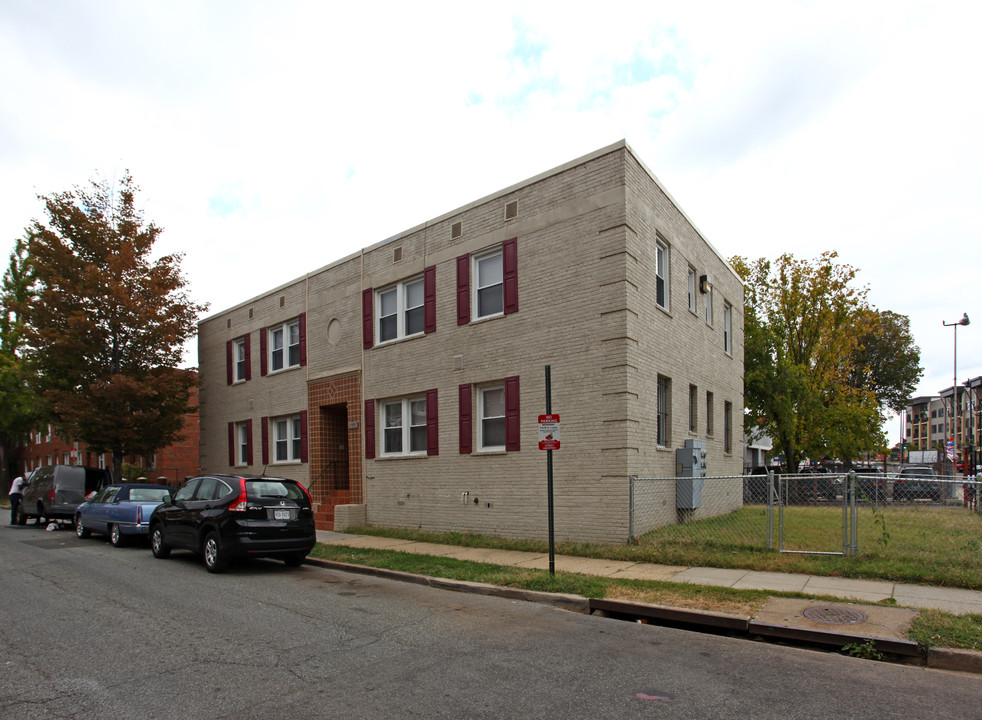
[2,0,979,445]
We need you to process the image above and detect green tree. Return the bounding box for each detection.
[22,172,207,482]
[732,252,885,473]
[849,309,922,415]
[0,237,41,482]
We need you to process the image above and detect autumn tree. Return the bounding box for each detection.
[22,172,207,482]
[732,252,889,473]
[0,237,41,482]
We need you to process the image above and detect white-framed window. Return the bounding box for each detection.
[657,375,671,446]
[233,338,247,382]
[655,239,670,310]
[381,397,428,456]
[377,276,425,343]
[478,384,506,450]
[705,286,714,326]
[687,266,697,313]
[236,422,250,465]
[723,301,732,354]
[474,250,504,319]
[46,425,53,442]
[273,415,302,463]
[269,320,300,372]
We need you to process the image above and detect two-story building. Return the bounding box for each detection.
[197,141,744,543]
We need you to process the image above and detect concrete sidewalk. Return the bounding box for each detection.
[315,530,982,616]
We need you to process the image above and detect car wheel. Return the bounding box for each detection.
[283,553,306,567]
[150,525,171,559]
[35,504,44,525]
[203,532,228,573]
[75,516,91,539]
[109,524,127,547]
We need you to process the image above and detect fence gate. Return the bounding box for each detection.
[770,473,858,556]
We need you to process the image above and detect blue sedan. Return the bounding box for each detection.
[75,483,176,547]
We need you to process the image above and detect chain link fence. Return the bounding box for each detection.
[630,473,982,560]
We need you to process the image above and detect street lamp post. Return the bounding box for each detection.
[943,313,970,479]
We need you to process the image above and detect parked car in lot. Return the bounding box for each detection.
[75,483,176,546]
[149,474,316,573]
[893,466,941,502]
[16,465,113,525]
[853,467,887,504]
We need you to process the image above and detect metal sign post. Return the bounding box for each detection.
[544,366,556,575]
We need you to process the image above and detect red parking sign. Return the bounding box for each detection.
[538,414,560,450]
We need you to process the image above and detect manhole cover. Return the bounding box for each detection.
[802,606,868,625]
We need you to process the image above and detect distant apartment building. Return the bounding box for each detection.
[17,384,200,484]
[197,141,745,543]
[905,380,981,471]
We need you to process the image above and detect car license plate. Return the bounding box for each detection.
[273,509,291,520]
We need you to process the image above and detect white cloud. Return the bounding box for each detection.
[2,0,979,447]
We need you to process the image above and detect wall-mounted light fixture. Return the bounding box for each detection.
[699,274,713,294]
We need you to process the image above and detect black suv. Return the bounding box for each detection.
[148,474,316,573]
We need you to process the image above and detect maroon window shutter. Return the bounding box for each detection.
[503,238,518,315]
[456,254,470,326]
[458,383,472,454]
[299,410,308,463]
[364,399,376,459]
[298,313,307,367]
[505,375,520,451]
[226,341,233,385]
[362,288,374,349]
[245,419,253,466]
[261,417,269,466]
[227,422,235,466]
[243,333,252,381]
[259,328,268,376]
[424,266,436,334]
[426,388,439,456]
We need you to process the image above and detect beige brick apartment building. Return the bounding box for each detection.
[197,141,744,543]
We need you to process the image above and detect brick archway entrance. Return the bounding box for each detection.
[307,372,362,530]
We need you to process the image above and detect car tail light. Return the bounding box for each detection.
[137,505,143,524]
[49,489,55,501]
[229,477,248,512]
[298,483,313,505]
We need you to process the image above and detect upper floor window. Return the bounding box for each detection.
[687,266,697,313]
[723,302,733,355]
[270,320,300,372]
[655,239,669,310]
[705,286,714,327]
[456,239,518,325]
[378,276,425,344]
[475,250,503,318]
[382,397,428,456]
[363,268,435,349]
[234,338,247,381]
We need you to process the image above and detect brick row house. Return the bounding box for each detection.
[198,141,744,543]
[17,384,201,485]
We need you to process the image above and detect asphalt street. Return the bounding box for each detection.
[1,522,979,719]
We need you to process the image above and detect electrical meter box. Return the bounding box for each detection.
[676,439,707,509]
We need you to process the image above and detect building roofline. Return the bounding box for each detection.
[200,139,740,323]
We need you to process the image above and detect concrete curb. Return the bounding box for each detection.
[305,556,982,675]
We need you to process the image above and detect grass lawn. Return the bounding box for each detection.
[314,508,982,652]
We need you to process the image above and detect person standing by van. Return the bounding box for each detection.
[8,475,26,524]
